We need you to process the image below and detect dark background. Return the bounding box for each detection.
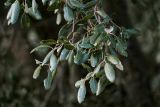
[0,0,160,107]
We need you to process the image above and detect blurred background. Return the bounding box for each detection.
[0,0,160,107]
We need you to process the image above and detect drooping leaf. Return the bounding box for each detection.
[49,54,58,71]
[59,48,69,61]
[68,50,74,64]
[8,0,20,25]
[77,84,86,104]
[21,13,31,28]
[56,12,62,25]
[32,0,38,14]
[28,7,42,20]
[96,75,110,96]
[115,61,124,71]
[116,39,128,57]
[44,71,52,90]
[33,65,42,79]
[93,63,102,74]
[42,50,54,66]
[104,62,115,83]
[89,77,98,94]
[90,54,98,67]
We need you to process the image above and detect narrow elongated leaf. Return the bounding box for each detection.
[89,78,97,94]
[10,0,20,24]
[60,48,69,61]
[28,8,42,20]
[107,55,120,65]
[77,84,86,104]
[68,50,74,64]
[96,76,110,96]
[116,61,124,71]
[42,0,49,5]
[90,54,98,67]
[33,65,42,79]
[56,12,62,25]
[42,50,54,66]
[93,63,102,74]
[104,62,115,83]
[30,45,50,54]
[49,54,58,71]
[44,71,52,90]
[32,0,38,14]
[69,0,85,9]
[21,13,31,28]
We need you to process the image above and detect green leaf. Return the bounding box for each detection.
[116,39,128,57]
[32,0,38,14]
[85,0,96,9]
[33,65,42,79]
[49,54,58,71]
[107,55,120,65]
[42,50,54,66]
[63,5,74,22]
[96,75,110,96]
[74,50,89,64]
[40,39,57,45]
[96,9,110,22]
[69,0,85,9]
[64,43,75,50]
[21,13,31,28]
[30,45,51,54]
[95,24,105,33]
[58,24,72,38]
[77,84,86,104]
[115,61,124,71]
[56,12,62,25]
[4,0,15,6]
[79,37,93,49]
[93,63,102,74]
[60,48,69,61]
[90,51,101,67]
[68,50,74,64]
[104,62,115,83]
[44,70,53,90]
[8,0,20,25]
[81,64,92,72]
[47,0,59,11]
[89,77,97,94]
[28,8,42,20]
[90,33,99,45]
